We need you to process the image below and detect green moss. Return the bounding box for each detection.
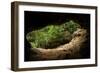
[26,20,81,49]
[64,20,81,33]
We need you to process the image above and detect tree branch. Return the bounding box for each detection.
[30,29,87,60]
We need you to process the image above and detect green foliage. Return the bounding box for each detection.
[64,20,81,33]
[26,20,81,49]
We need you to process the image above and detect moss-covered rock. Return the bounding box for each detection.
[26,20,81,49]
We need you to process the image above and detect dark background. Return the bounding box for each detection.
[24,11,90,61]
